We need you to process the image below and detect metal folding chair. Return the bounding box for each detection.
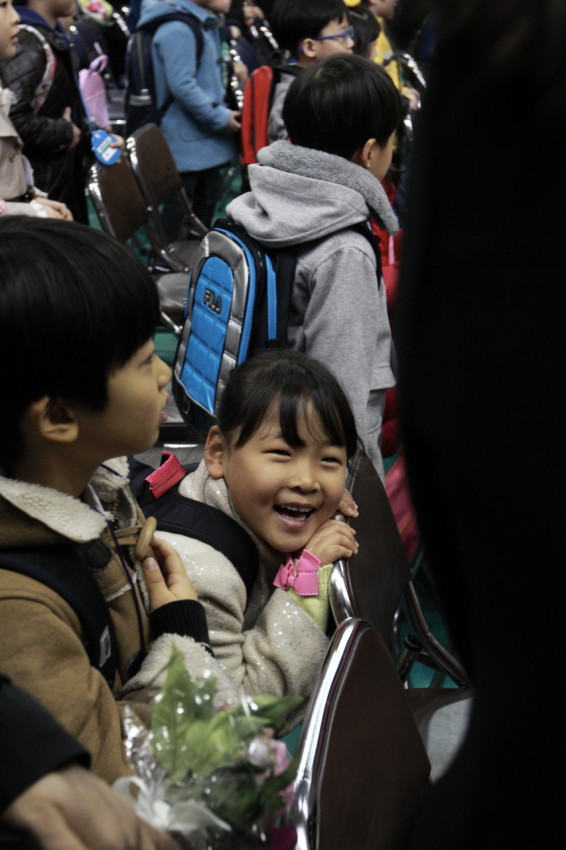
[329,449,473,780]
[290,618,431,850]
[87,158,189,331]
[126,123,207,272]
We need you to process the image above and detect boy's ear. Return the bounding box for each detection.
[351,138,378,170]
[26,396,80,444]
[298,37,318,61]
[204,425,228,479]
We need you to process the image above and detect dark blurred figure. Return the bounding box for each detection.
[0,674,180,850]
[396,0,566,847]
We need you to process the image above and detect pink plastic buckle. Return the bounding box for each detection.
[144,451,186,499]
[273,549,321,596]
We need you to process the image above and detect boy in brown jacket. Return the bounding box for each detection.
[0,216,234,783]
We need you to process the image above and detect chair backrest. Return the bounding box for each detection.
[126,124,208,249]
[127,123,182,209]
[330,450,471,687]
[291,618,431,850]
[88,157,150,244]
[330,450,410,647]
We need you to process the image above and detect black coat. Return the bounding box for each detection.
[0,673,88,846]
[0,20,90,221]
[395,5,566,848]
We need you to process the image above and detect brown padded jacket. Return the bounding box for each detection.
[0,458,236,783]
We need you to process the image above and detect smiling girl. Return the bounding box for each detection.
[155,350,360,710]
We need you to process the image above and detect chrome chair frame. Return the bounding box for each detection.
[88,158,189,332]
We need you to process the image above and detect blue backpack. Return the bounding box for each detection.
[172,218,299,440]
[172,218,382,440]
[125,10,205,135]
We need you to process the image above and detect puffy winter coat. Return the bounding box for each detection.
[0,9,90,220]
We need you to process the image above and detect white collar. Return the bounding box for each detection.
[0,457,131,543]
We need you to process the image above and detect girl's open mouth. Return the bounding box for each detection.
[274,504,314,523]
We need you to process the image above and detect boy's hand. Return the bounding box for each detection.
[142,537,198,610]
[226,111,241,132]
[243,4,263,23]
[405,87,421,111]
[304,518,358,566]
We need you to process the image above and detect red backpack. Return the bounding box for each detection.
[240,65,301,166]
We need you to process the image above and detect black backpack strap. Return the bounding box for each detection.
[141,11,205,120]
[129,455,259,599]
[0,546,117,689]
[350,221,383,286]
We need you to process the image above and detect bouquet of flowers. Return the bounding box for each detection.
[114,648,301,850]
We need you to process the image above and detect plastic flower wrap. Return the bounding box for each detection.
[114,648,301,849]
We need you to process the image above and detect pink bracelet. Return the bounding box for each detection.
[273,549,321,596]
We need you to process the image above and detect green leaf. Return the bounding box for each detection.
[148,648,301,825]
[151,648,218,781]
[228,694,303,730]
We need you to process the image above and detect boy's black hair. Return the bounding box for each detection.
[270,0,348,58]
[0,217,160,472]
[216,349,358,459]
[350,6,381,58]
[284,53,403,158]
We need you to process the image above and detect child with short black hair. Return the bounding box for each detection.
[0,216,233,783]
[228,53,402,479]
[266,0,354,142]
[349,3,381,58]
[153,349,359,712]
[136,0,241,232]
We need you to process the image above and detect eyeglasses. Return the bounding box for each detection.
[312,25,355,44]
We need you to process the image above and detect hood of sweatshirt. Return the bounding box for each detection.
[138,0,216,29]
[15,6,69,46]
[227,140,399,249]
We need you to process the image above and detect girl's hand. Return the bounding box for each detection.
[142,537,198,611]
[337,488,358,518]
[304,519,358,566]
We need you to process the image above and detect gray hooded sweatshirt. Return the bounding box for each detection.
[227,141,398,479]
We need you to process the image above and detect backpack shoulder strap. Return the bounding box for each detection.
[141,11,204,63]
[129,454,259,599]
[132,10,205,122]
[349,221,383,285]
[18,24,57,113]
[0,546,117,688]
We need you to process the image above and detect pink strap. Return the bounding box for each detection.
[88,54,109,75]
[144,451,186,499]
[273,549,321,596]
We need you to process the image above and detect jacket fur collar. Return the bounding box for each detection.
[0,457,134,543]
